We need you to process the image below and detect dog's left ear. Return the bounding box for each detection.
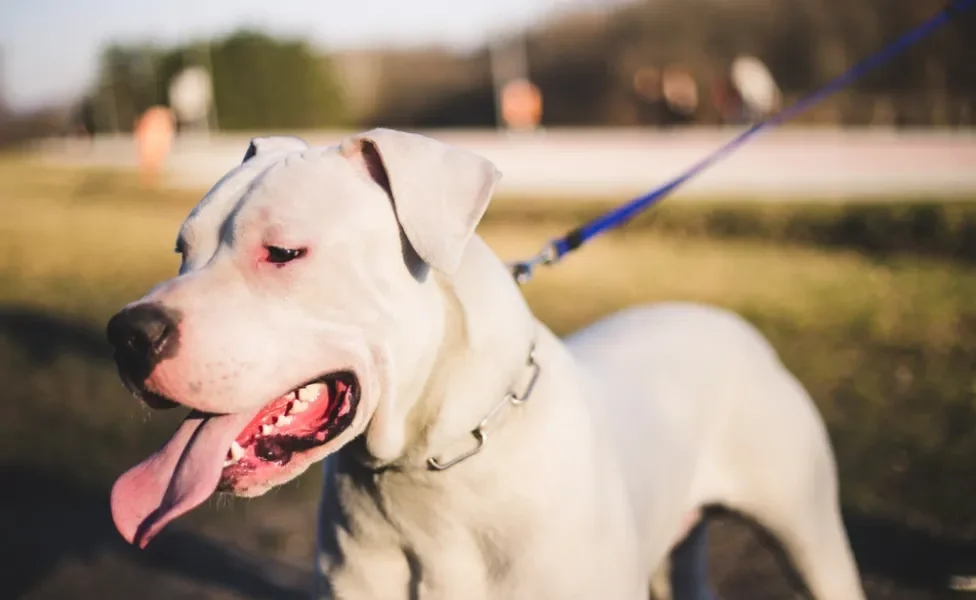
[242,136,309,163]
[339,128,501,275]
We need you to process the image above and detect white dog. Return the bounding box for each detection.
[106,129,866,599]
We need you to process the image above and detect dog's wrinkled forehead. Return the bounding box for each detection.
[174,129,501,277]
[176,141,387,268]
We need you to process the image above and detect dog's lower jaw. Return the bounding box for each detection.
[351,274,463,469]
[229,481,276,498]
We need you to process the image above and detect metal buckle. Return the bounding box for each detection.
[427,428,487,471]
[427,342,541,471]
[508,244,559,285]
[511,347,540,405]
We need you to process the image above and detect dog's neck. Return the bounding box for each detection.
[420,236,540,465]
[355,235,540,472]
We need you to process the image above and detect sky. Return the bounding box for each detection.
[0,0,604,111]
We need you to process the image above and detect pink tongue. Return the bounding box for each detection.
[110,410,257,548]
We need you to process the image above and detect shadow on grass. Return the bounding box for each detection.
[0,465,313,600]
[0,306,113,362]
[844,511,976,593]
[0,307,973,598]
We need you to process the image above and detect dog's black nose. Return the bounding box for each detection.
[106,304,180,380]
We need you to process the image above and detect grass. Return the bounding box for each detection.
[2,158,975,598]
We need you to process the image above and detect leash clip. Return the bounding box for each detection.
[508,243,559,285]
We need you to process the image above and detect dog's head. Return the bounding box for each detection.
[106,129,500,547]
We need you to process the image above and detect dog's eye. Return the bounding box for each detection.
[265,246,307,264]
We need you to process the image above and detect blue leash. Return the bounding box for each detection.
[509,0,975,284]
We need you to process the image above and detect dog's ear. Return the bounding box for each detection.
[242,136,309,163]
[339,128,501,275]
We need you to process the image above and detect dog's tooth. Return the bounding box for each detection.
[275,415,294,426]
[229,441,245,461]
[288,400,309,414]
[260,424,273,435]
[223,459,233,468]
[297,383,325,402]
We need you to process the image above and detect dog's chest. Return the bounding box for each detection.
[315,479,501,599]
[317,534,628,600]
[315,482,643,600]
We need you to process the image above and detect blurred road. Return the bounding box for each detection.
[34,127,976,199]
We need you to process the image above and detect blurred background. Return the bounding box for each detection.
[1,0,976,598]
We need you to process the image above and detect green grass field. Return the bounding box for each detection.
[2,158,975,599]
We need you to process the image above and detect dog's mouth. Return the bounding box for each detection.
[110,371,360,549]
[217,372,359,490]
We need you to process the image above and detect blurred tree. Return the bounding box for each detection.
[91,29,347,132]
[90,44,160,133]
[201,30,346,130]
